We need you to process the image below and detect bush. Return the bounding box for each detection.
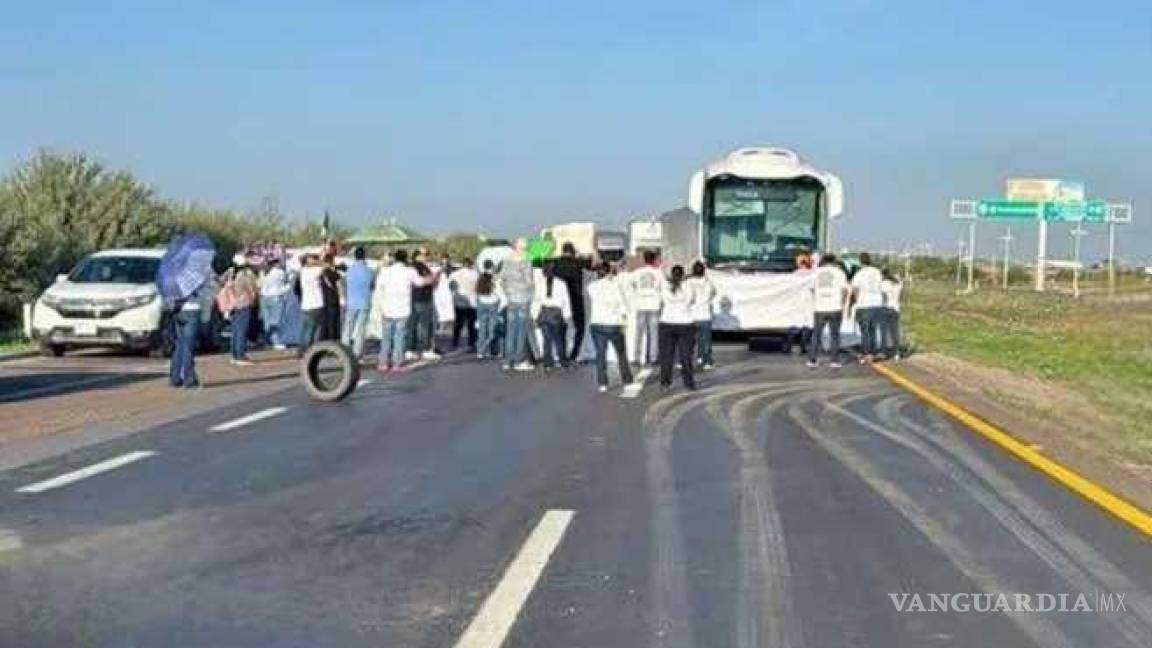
[0,150,334,329]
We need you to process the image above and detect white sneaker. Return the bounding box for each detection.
[476,353,486,360]
[702,363,714,371]
[273,344,287,351]
[598,385,608,393]
[501,363,512,371]
[806,360,819,369]
[405,351,418,361]
[830,361,843,369]
[423,351,441,360]
[514,362,534,372]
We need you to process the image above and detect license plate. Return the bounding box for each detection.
[74,321,98,336]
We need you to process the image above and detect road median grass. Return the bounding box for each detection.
[902,280,1152,470]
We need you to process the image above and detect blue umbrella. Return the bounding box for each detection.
[157,233,216,309]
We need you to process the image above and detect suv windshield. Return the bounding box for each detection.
[69,256,160,284]
[705,176,823,270]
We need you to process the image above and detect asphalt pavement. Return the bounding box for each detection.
[0,346,1149,647]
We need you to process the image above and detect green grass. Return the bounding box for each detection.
[903,279,1152,460]
[0,331,35,355]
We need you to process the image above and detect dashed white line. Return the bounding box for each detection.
[209,406,288,432]
[453,509,575,648]
[621,367,654,399]
[16,450,156,494]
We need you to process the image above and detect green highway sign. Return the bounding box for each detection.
[976,200,1041,220]
[1043,200,1107,223]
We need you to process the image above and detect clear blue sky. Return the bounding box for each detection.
[2,0,1149,262]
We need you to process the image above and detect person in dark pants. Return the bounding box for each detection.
[657,265,697,390]
[552,242,591,363]
[296,254,325,357]
[807,253,849,368]
[586,262,633,392]
[450,258,479,351]
[221,255,259,365]
[850,251,885,364]
[319,254,342,341]
[532,263,572,370]
[407,252,441,360]
[168,282,209,388]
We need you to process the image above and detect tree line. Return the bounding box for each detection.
[0,150,346,330]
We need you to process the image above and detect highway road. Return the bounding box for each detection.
[0,347,1149,646]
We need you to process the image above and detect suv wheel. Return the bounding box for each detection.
[40,341,66,357]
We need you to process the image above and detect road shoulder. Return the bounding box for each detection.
[890,353,1152,518]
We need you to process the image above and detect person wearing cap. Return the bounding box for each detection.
[221,253,260,365]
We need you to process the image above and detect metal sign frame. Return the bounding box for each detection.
[949,199,978,220]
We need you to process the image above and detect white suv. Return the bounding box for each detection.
[32,249,170,356]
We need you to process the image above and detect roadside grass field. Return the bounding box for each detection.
[0,331,34,356]
[902,278,1152,464]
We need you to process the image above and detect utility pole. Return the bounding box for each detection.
[966,220,977,293]
[1107,217,1117,298]
[955,238,966,286]
[1070,223,1087,298]
[1035,218,1048,292]
[999,227,1014,289]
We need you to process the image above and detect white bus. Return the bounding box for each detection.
[639,147,845,332]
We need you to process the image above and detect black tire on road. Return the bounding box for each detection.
[300,341,360,402]
[40,341,65,357]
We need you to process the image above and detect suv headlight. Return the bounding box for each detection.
[40,293,62,309]
[121,293,158,309]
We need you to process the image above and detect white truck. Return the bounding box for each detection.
[635,147,845,332]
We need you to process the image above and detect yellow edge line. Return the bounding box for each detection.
[873,362,1152,539]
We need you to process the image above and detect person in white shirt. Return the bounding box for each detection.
[808,253,849,368]
[629,250,664,365]
[685,260,716,370]
[531,263,573,370]
[474,260,505,359]
[586,262,634,392]
[850,251,886,363]
[879,269,903,360]
[296,255,326,357]
[450,258,480,351]
[657,265,697,390]
[374,249,435,372]
[259,259,291,350]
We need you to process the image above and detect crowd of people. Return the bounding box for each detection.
[168,237,905,393]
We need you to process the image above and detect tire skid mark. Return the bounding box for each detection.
[642,381,809,648]
[868,396,1152,640]
[644,379,876,648]
[789,401,1079,648]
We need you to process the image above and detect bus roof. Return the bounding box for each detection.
[689,147,844,219]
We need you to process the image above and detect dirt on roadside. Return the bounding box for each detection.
[0,351,301,447]
[896,352,1152,514]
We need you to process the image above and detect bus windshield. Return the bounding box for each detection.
[705,176,823,270]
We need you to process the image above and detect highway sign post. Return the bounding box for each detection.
[952,192,1133,294]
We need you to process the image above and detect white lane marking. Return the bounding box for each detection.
[209,406,288,432]
[454,509,575,648]
[16,451,156,494]
[620,367,653,399]
[357,378,374,387]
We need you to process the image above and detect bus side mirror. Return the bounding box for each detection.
[688,171,705,215]
[825,173,844,219]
